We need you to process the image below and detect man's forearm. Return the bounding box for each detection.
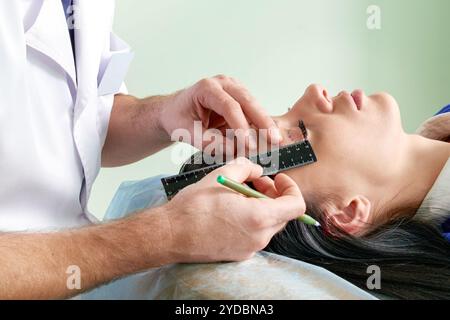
[0,207,173,299]
[102,94,175,167]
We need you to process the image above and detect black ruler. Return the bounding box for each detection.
[161,140,317,199]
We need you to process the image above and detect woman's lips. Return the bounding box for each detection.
[351,90,364,110]
[337,91,359,111]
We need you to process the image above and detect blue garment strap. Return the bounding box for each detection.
[445,234,450,242]
[435,104,450,116]
[435,104,450,241]
[443,218,450,242]
[61,0,75,60]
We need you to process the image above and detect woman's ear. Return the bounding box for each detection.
[326,195,372,235]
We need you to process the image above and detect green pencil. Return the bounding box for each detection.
[217,175,321,227]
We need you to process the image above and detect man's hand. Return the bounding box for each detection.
[163,158,306,263]
[103,75,281,167]
[159,75,282,152]
[0,158,304,299]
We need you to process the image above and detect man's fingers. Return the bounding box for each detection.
[252,176,279,198]
[201,82,251,133]
[200,128,236,158]
[223,81,282,144]
[206,157,263,184]
[274,173,303,198]
[243,173,305,229]
[197,76,282,150]
[263,173,306,225]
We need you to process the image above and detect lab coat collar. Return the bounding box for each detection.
[25,0,77,89]
[74,0,114,101]
[71,0,116,208]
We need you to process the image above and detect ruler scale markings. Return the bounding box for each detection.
[161,140,317,199]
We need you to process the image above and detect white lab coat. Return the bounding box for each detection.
[0,0,130,230]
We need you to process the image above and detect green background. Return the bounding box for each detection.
[89,0,450,218]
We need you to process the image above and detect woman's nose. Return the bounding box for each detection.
[305,84,333,113]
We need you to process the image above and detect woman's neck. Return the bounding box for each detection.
[396,135,450,215]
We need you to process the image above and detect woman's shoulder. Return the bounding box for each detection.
[416,104,450,141]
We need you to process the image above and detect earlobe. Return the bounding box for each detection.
[326,196,372,236]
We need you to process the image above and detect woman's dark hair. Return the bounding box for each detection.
[267,206,450,300]
[181,153,450,300]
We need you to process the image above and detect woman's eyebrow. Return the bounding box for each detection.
[299,120,308,140]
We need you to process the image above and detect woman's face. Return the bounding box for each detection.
[274,84,407,233]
